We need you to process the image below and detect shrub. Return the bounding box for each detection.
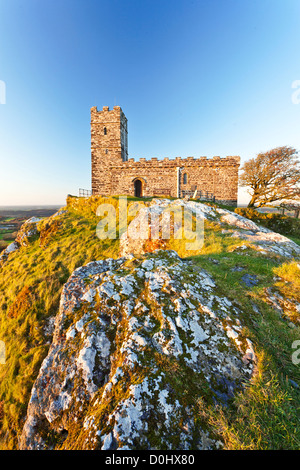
[235,208,300,237]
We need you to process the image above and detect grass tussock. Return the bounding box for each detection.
[209,353,300,449]
[273,261,300,288]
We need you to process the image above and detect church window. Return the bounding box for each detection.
[104,127,107,135]
[183,173,188,184]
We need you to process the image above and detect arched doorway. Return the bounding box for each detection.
[134,179,143,197]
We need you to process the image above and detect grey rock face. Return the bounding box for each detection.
[19,250,255,450]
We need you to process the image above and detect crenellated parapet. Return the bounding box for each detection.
[113,155,240,168]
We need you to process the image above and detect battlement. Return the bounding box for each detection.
[91,105,127,124]
[91,105,123,113]
[124,155,240,166]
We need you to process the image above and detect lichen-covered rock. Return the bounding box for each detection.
[217,209,300,258]
[19,250,256,450]
[120,199,300,259]
[120,198,214,256]
[15,217,42,247]
[0,241,20,267]
[265,287,300,325]
[0,217,41,267]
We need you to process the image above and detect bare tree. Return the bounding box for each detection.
[239,146,300,207]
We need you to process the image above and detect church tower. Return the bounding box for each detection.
[91,105,128,194]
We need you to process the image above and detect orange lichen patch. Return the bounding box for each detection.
[8,285,35,319]
[143,238,167,253]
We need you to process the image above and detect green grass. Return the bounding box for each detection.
[288,236,300,246]
[0,195,299,449]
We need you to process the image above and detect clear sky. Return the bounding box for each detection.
[0,0,300,206]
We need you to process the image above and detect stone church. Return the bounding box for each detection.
[91,105,240,206]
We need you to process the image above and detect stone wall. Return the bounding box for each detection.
[91,106,128,195]
[91,106,240,205]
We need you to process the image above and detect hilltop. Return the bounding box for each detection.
[0,196,299,449]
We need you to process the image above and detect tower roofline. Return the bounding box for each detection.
[91,105,123,113]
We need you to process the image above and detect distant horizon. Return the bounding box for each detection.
[0,204,63,210]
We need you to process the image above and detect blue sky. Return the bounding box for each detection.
[0,0,300,205]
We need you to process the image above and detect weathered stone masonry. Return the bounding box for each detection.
[91,106,240,205]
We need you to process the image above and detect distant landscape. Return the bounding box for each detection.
[0,206,61,252]
[0,205,62,212]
